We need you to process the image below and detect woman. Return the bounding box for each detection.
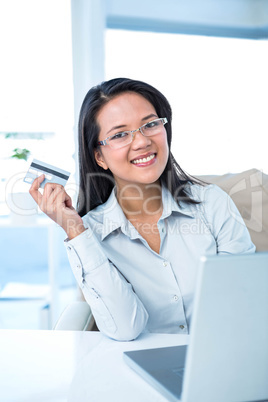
[30,78,255,341]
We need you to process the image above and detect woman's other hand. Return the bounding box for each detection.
[29,174,86,240]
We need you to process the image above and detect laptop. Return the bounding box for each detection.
[123,252,268,402]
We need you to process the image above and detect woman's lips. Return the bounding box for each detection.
[131,153,157,166]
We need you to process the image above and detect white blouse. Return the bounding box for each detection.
[65,184,255,341]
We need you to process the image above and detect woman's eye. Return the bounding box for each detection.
[145,120,160,129]
[110,132,129,141]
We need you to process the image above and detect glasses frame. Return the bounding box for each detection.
[97,117,168,149]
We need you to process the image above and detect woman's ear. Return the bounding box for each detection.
[94,148,109,170]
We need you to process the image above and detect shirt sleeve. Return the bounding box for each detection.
[200,185,256,254]
[64,229,148,341]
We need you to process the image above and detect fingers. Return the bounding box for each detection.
[43,182,64,204]
[63,191,74,209]
[40,183,62,212]
[30,179,83,236]
[41,182,74,216]
[29,174,45,205]
[30,176,67,213]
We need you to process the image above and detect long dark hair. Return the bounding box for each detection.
[77,78,203,217]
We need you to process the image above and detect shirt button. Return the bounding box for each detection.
[76,264,81,269]
[162,228,165,233]
[67,246,72,250]
[173,295,179,302]
[180,325,185,330]
[163,261,168,267]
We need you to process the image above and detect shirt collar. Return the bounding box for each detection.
[161,184,195,219]
[99,184,195,241]
[98,188,138,241]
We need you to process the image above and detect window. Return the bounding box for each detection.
[0,0,74,215]
[105,29,268,175]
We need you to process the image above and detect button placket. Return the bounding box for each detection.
[158,221,166,237]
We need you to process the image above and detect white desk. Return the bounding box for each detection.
[0,330,189,402]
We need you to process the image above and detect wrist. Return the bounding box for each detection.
[65,220,86,240]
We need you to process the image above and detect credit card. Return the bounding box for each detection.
[24,158,70,189]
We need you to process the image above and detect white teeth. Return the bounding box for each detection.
[132,154,155,164]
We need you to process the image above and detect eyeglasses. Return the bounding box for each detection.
[97,117,168,150]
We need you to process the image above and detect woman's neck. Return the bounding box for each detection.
[116,181,163,221]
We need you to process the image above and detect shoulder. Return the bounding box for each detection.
[81,188,117,227]
[188,183,240,222]
[190,183,246,232]
[187,183,229,204]
[81,188,123,240]
[81,206,105,237]
[81,196,113,227]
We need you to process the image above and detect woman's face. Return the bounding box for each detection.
[94,92,169,191]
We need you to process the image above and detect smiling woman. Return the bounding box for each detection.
[29,77,255,341]
[76,78,201,217]
[94,92,170,192]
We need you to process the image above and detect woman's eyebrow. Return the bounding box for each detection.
[141,113,158,122]
[107,124,127,135]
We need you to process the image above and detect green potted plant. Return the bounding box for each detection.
[3,136,37,224]
[11,147,31,161]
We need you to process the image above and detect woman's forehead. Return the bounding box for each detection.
[97,92,156,129]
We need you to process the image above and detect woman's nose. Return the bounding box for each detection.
[131,129,151,148]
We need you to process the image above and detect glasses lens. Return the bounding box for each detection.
[142,119,165,137]
[108,131,132,149]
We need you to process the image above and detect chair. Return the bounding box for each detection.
[54,168,268,331]
[53,301,95,331]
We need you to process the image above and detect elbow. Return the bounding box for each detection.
[96,312,148,342]
[110,326,144,342]
[113,308,149,341]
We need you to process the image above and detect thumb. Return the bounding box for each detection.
[65,194,74,209]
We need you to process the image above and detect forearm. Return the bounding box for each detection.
[65,229,148,341]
